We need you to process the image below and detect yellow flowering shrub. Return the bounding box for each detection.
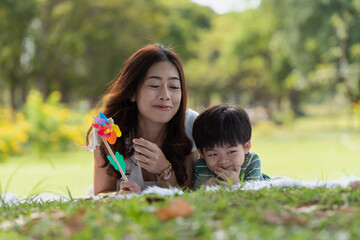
[22,90,90,154]
[0,107,31,159]
[0,90,96,160]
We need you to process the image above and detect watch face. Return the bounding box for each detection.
[163,170,172,180]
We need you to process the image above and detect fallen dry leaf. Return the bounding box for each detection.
[0,210,67,231]
[263,210,307,225]
[228,201,239,207]
[146,196,165,204]
[350,181,360,190]
[287,204,319,214]
[156,198,193,221]
[62,209,86,237]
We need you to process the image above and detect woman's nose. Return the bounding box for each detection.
[159,86,170,100]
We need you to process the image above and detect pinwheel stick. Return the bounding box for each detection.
[101,137,129,182]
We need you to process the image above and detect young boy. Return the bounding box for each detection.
[192,104,267,189]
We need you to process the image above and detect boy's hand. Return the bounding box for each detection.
[204,176,217,186]
[214,165,241,185]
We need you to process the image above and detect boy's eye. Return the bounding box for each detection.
[228,150,237,154]
[207,153,217,157]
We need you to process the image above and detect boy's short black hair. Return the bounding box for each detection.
[193,104,251,153]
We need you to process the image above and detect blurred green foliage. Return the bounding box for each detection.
[0,0,360,121]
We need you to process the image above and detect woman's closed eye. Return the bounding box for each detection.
[149,85,159,88]
[170,85,180,90]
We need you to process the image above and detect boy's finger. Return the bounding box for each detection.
[215,168,231,179]
[215,178,227,185]
[234,165,241,173]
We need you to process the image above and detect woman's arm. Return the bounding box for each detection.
[93,147,117,195]
[183,150,199,189]
[156,166,179,188]
[156,150,198,188]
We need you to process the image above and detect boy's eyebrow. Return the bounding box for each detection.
[205,145,236,151]
[205,147,215,151]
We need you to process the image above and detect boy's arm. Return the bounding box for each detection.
[193,158,214,189]
[244,153,263,181]
[183,150,199,189]
[193,162,205,189]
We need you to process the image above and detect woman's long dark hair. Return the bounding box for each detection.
[86,43,192,185]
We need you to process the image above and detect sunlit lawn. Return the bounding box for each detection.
[0,151,93,198]
[253,112,360,181]
[1,111,359,198]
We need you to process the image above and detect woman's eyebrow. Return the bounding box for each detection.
[145,76,180,80]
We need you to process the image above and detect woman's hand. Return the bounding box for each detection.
[119,181,141,194]
[132,137,169,174]
[214,165,242,185]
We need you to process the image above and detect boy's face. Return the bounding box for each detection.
[199,141,251,172]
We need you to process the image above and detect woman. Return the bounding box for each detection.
[86,44,199,195]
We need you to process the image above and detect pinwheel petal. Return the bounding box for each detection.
[112,124,122,137]
[92,116,106,125]
[98,129,111,138]
[99,111,108,121]
[104,130,117,144]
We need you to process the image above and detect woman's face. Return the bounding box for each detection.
[131,61,182,126]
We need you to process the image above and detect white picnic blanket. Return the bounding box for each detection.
[1,175,359,206]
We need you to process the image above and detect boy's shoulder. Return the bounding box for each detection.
[194,157,215,175]
[194,157,207,168]
[246,151,260,160]
[243,151,261,166]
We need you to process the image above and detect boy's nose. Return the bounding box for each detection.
[219,158,230,164]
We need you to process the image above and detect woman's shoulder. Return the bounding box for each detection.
[185,109,199,152]
[185,108,199,124]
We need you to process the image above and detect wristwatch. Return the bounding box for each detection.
[158,162,172,181]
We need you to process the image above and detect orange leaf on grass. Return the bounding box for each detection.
[63,209,86,237]
[263,210,307,225]
[156,198,193,221]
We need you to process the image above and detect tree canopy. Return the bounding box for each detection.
[1,0,359,115]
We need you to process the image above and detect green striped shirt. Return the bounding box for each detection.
[193,152,264,189]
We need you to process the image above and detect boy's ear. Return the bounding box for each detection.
[244,141,251,154]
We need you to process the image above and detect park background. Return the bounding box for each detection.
[0,0,360,198]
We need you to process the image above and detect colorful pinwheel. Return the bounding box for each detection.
[92,111,121,144]
[92,111,128,182]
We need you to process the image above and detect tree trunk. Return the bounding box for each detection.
[288,89,304,116]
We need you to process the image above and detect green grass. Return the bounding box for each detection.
[1,186,360,239]
[0,151,93,198]
[252,115,360,181]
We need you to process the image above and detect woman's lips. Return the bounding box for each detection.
[154,105,171,110]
